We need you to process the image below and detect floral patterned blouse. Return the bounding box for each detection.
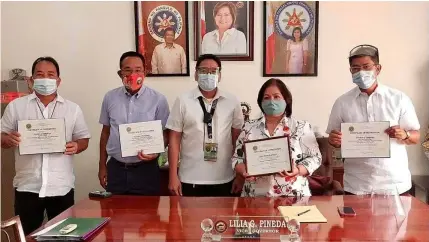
[423,125,429,159]
[232,115,322,197]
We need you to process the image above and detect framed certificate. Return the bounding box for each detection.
[18,119,66,155]
[244,136,292,176]
[119,120,165,157]
[341,121,391,158]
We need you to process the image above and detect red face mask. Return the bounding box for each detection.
[123,73,144,92]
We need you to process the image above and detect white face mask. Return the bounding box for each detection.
[33,78,57,96]
[352,70,376,89]
[198,74,218,91]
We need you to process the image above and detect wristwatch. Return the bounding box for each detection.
[403,131,411,140]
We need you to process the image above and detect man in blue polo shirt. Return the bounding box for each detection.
[98,51,170,195]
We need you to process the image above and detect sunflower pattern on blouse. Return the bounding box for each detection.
[232,115,322,197]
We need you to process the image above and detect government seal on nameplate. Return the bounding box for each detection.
[274,1,315,40]
[147,5,183,42]
[214,220,227,234]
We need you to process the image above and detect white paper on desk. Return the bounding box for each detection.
[31,219,66,236]
[119,120,165,157]
[278,205,327,223]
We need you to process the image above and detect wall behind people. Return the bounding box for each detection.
[2,1,429,201]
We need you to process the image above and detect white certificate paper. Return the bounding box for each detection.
[244,136,292,176]
[341,122,390,158]
[119,120,165,157]
[18,119,66,155]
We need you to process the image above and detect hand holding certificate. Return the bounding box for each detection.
[119,120,165,157]
[341,122,390,158]
[18,119,66,155]
[244,136,292,176]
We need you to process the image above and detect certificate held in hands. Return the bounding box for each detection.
[244,136,292,176]
[119,120,165,157]
[341,121,390,158]
[18,119,66,155]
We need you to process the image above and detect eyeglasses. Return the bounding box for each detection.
[350,63,378,73]
[196,67,220,75]
[121,69,145,75]
[349,44,379,59]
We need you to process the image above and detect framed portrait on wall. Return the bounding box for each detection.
[263,1,319,77]
[194,1,254,61]
[134,1,190,77]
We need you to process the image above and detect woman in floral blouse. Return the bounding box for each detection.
[232,78,322,197]
[423,126,429,160]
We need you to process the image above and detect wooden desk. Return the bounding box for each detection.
[411,175,429,204]
[29,195,429,241]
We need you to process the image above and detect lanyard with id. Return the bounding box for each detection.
[37,100,58,119]
[197,96,218,162]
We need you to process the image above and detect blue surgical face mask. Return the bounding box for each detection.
[33,78,57,96]
[352,70,376,89]
[261,99,286,116]
[198,74,218,91]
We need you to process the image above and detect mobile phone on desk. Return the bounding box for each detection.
[338,206,356,217]
[89,190,112,198]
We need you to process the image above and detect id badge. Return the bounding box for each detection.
[204,143,218,162]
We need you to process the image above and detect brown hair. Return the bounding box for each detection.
[292,27,303,42]
[213,2,237,29]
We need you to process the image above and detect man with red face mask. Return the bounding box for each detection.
[98,51,170,195]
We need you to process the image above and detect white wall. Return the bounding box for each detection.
[2,1,429,201]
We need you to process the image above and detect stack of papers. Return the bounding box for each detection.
[33,217,110,241]
[278,205,327,223]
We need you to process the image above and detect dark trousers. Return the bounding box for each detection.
[181,180,235,197]
[106,157,161,196]
[14,189,74,235]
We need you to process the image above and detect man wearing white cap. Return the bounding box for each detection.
[326,44,420,195]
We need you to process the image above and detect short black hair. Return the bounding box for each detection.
[119,51,146,68]
[257,78,292,117]
[195,54,222,70]
[31,57,60,77]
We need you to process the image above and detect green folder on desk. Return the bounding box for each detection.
[35,217,110,241]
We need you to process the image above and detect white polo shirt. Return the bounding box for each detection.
[326,83,420,194]
[166,88,244,185]
[201,28,247,55]
[1,93,91,197]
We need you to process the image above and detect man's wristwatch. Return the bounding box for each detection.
[403,131,411,140]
